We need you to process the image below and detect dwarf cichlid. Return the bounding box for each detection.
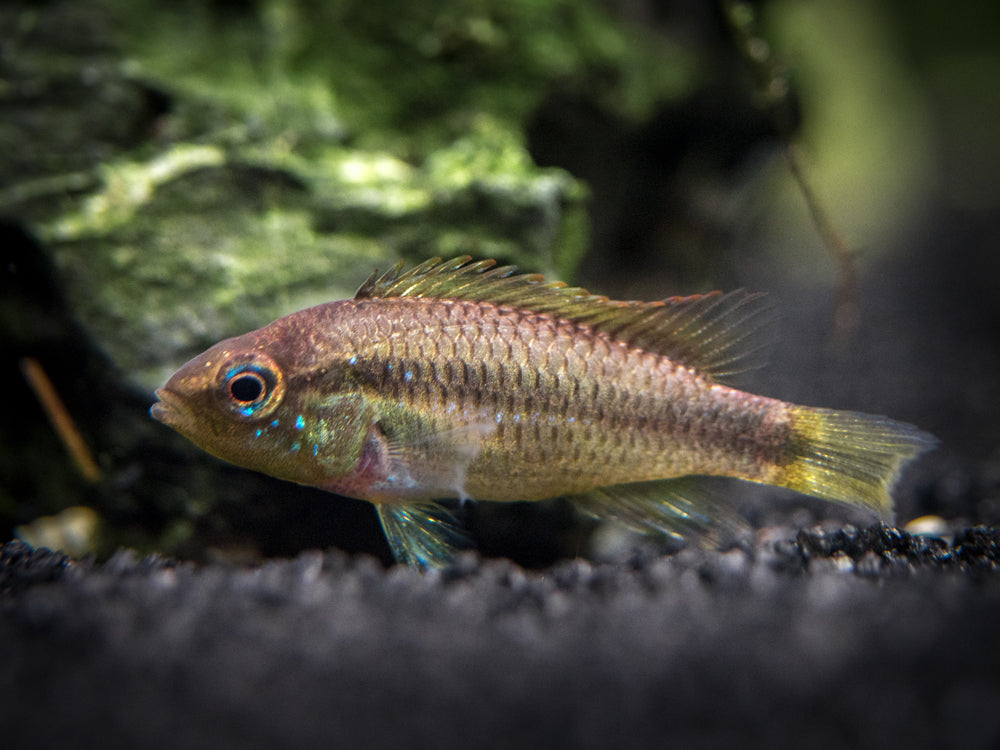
[151,256,935,567]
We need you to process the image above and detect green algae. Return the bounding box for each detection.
[2,0,696,390]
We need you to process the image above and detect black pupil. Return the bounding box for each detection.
[230,373,265,403]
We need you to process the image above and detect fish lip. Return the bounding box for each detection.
[150,388,189,428]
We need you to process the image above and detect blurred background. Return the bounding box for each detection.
[1,0,997,565]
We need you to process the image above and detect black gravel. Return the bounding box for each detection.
[3,528,1000,750]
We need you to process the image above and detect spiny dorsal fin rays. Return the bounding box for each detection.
[623,290,773,380]
[355,255,594,308]
[356,256,771,383]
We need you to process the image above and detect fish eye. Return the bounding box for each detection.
[217,353,285,420]
[229,371,266,403]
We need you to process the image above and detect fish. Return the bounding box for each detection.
[150,256,936,567]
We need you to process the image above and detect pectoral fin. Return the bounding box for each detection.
[371,417,496,502]
[376,503,469,568]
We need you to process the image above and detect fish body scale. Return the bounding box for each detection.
[336,297,789,501]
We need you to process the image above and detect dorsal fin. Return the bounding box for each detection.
[355,256,771,382]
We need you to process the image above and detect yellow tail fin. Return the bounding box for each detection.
[776,407,937,520]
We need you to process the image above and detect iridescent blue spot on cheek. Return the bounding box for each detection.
[348,355,357,366]
[295,414,305,430]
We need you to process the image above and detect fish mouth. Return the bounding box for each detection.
[150,388,191,430]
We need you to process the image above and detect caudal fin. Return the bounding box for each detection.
[775,407,937,520]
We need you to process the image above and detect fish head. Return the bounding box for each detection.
[151,324,371,488]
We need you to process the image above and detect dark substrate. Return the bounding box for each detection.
[3,526,1000,750]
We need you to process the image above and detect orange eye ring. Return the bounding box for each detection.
[216,352,285,420]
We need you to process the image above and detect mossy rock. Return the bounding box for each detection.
[2,0,696,391]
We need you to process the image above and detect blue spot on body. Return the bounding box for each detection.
[255,428,263,438]
[404,370,413,383]
[270,419,279,428]
[291,442,301,452]
[295,414,305,430]
[313,444,319,457]
[348,355,357,366]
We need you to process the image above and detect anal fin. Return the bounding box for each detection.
[570,477,739,545]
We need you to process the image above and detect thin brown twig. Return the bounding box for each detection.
[721,0,859,344]
[781,142,859,343]
[20,357,103,483]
